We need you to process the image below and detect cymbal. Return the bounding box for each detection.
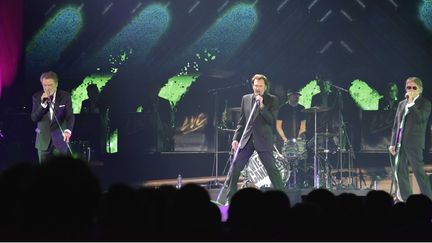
[219,128,236,132]
[227,107,241,112]
[301,106,330,113]
[315,132,338,137]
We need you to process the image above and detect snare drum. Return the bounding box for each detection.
[241,151,290,188]
[282,139,307,160]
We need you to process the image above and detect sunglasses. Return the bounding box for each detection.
[406,86,418,90]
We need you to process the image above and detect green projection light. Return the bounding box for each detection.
[299,80,320,109]
[72,46,133,114]
[71,74,113,114]
[298,79,382,110]
[162,3,258,107]
[158,75,199,107]
[109,49,132,74]
[70,48,133,154]
[195,49,217,63]
[26,6,83,74]
[159,49,219,107]
[349,79,382,110]
[106,129,118,154]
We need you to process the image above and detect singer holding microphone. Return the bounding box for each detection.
[389,77,432,201]
[31,71,74,163]
[225,74,284,202]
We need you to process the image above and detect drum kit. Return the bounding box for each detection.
[220,103,354,190]
[241,148,289,188]
[240,140,308,189]
[238,105,346,190]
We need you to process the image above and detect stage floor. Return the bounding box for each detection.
[89,150,432,197]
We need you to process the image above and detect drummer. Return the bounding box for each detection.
[276,89,306,145]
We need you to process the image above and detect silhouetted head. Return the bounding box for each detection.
[86,84,99,100]
[386,82,398,100]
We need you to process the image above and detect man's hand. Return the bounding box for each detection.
[256,95,264,109]
[406,89,420,104]
[406,91,415,104]
[63,131,71,143]
[389,145,396,156]
[41,92,50,104]
[232,140,239,151]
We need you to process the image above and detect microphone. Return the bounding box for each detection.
[255,94,261,106]
[43,92,54,107]
[42,91,53,104]
[405,93,409,99]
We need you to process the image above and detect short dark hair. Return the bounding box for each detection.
[40,71,58,83]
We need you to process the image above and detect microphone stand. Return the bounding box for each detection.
[47,98,74,156]
[328,83,348,93]
[216,100,259,203]
[388,150,397,197]
[328,83,356,188]
[391,108,408,201]
[208,82,247,189]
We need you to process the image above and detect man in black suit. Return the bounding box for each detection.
[226,74,284,201]
[81,84,101,114]
[31,71,75,163]
[379,82,399,111]
[389,77,432,201]
[310,79,339,133]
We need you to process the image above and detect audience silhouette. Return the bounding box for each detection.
[1,156,432,241]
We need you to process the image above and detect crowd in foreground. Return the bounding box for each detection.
[0,156,432,241]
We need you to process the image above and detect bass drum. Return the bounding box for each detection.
[241,151,290,188]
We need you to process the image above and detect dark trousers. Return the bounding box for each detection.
[37,140,68,164]
[396,145,432,201]
[226,137,284,201]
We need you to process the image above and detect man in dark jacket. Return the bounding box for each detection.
[31,71,75,163]
[226,74,284,201]
[389,77,432,201]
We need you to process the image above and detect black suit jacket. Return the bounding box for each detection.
[233,93,278,151]
[390,96,431,149]
[81,98,100,114]
[31,90,75,151]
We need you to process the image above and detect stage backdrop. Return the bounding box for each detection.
[1,0,432,158]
